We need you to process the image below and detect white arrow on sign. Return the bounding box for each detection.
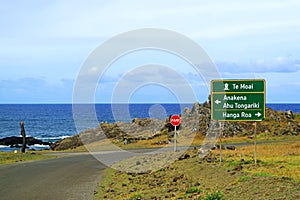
[215,99,221,105]
[255,112,262,117]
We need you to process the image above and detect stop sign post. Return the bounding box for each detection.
[170,115,181,152]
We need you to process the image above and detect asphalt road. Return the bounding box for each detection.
[0,148,168,200]
[1,141,292,200]
[0,153,106,200]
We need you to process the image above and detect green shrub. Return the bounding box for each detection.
[186,186,201,194]
[199,191,224,200]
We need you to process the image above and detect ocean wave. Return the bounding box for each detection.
[36,135,70,142]
[29,144,50,150]
[0,144,50,152]
[0,145,21,152]
[30,144,50,148]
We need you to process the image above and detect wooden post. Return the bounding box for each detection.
[219,121,222,164]
[20,121,26,153]
[254,122,257,165]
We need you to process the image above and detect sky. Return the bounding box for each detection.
[1,0,300,103]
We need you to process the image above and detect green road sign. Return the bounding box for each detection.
[211,79,266,121]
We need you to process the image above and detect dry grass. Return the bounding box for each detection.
[80,131,300,153]
[95,140,300,200]
[214,140,300,182]
[81,132,203,151]
[0,151,56,165]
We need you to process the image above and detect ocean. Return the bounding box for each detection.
[0,103,299,151]
[0,104,188,144]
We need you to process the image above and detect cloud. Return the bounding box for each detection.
[0,77,74,103]
[94,65,209,103]
[96,67,207,89]
[1,1,300,103]
[217,57,300,74]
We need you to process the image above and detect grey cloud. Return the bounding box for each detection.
[0,78,74,103]
[217,58,300,74]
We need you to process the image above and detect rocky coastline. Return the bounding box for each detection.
[0,136,50,148]
[50,100,300,151]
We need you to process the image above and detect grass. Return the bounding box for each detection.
[200,191,224,200]
[186,186,202,194]
[128,193,143,200]
[0,151,56,165]
[95,140,300,199]
[79,131,300,153]
[218,140,300,182]
[237,175,253,182]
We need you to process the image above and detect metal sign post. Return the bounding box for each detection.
[170,115,181,152]
[174,125,177,152]
[254,122,257,165]
[219,121,223,164]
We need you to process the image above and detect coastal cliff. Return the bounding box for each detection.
[51,101,300,150]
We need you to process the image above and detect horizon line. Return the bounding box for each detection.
[0,102,299,104]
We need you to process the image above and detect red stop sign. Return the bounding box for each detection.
[170,115,181,126]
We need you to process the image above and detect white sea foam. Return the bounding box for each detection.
[29,144,50,150]
[31,144,50,148]
[36,135,70,141]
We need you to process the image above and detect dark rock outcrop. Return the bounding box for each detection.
[182,103,300,137]
[50,134,83,150]
[50,118,165,150]
[0,136,49,147]
[50,99,300,150]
